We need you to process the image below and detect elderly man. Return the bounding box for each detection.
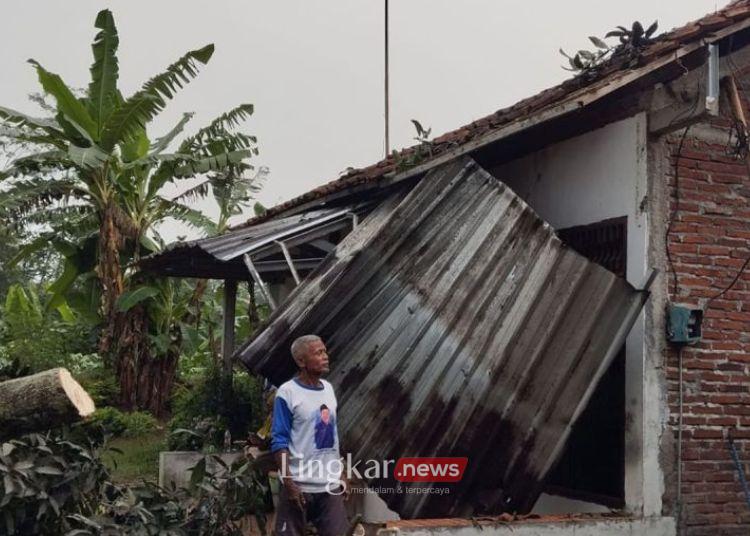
[271,335,349,536]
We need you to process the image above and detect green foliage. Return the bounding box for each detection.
[115,285,159,312]
[121,412,158,438]
[178,280,268,380]
[87,9,120,129]
[168,369,264,452]
[0,428,269,535]
[0,430,109,536]
[392,119,433,172]
[101,44,214,150]
[1,8,269,418]
[560,20,659,74]
[0,6,261,327]
[104,432,165,484]
[74,358,119,407]
[0,354,32,382]
[0,284,98,373]
[88,407,129,436]
[67,455,270,535]
[88,408,158,438]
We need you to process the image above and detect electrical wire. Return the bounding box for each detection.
[666,126,692,298]
[676,345,685,533]
[705,38,750,311]
[664,62,706,299]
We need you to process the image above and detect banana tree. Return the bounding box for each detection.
[0,9,259,413]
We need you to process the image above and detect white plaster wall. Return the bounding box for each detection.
[491,113,657,517]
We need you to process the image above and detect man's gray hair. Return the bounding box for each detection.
[291,334,322,366]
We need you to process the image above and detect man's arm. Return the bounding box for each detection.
[271,396,305,508]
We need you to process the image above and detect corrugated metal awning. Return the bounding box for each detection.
[236,157,651,518]
[139,203,372,279]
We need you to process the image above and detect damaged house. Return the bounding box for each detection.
[142,2,750,535]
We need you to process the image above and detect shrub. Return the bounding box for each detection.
[0,354,32,382]
[0,429,109,535]
[88,408,158,438]
[88,407,128,436]
[67,456,271,535]
[170,416,228,452]
[121,411,158,438]
[168,368,264,452]
[0,285,99,374]
[0,428,270,535]
[72,356,120,407]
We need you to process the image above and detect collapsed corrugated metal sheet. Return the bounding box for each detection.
[237,157,649,518]
[139,203,373,279]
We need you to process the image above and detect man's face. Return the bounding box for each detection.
[321,408,330,424]
[303,339,329,375]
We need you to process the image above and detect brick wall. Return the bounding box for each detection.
[664,123,750,535]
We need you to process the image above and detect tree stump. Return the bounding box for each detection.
[0,368,96,440]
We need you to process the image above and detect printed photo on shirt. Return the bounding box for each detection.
[314,404,336,449]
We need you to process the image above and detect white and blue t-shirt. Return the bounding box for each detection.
[271,378,342,493]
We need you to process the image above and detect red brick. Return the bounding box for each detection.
[692,429,725,439]
[706,416,738,426]
[700,245,732,256]
[713,173,746,184]
[671,248,703,261]
[711,341,743,351]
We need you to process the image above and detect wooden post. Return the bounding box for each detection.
[222,279,238,377]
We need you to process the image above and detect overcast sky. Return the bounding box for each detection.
[1,0,727,239]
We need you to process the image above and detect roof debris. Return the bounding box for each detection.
[237,157,651,518]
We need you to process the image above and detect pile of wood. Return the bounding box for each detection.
[0,368,96,440]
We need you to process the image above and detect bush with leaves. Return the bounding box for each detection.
[0,427,270,535]
[392,119,433,172]
[120,412,159,438]
[0,284,98,374]
[74,360,119,408]
[560,20,659,75]
[66,455,270,536]
[0,430,110,536]
[0,354,32,382]
[168,368,264,452]
[87,408,129,437]
[87,408,158,438]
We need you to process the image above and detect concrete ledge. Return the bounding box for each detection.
[158,451,245,489]
[376,516,675,536]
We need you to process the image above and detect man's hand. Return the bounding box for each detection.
[283,477,306,510]
[275,449,306,510]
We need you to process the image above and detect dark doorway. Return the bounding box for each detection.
[546,216,628,507]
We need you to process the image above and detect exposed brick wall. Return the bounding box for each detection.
[664,122,750,535]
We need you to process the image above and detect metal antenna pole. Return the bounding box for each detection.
[384,0,390,157]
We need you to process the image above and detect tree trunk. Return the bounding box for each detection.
[0,368,95,440]
[116,303,180,418]
[136,350,179,419]
[97,204,172,415]
[186,278,209,328]
[97,203,125,358]
[115,302,149,412]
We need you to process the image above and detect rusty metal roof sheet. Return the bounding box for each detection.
[234,1,750,229]
[237,157,650,518]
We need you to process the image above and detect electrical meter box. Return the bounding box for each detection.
[667,304,703,344]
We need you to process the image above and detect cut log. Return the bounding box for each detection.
[0,368,96,440]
